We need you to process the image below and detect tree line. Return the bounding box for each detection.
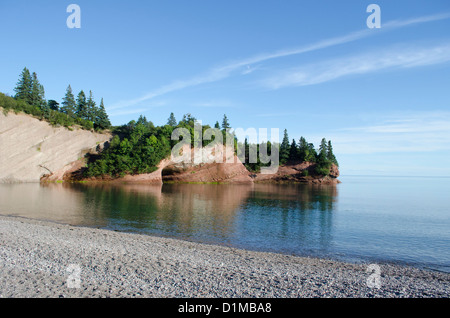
[282,129,337,163]
[85,113,338,178]
[280,129,338,175]
[0,67,111,131]
[85,113,235,178]
[241,130,338,176]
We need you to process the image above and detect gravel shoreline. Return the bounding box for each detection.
[0,215,448,298]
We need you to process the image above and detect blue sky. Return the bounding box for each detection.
[1,0,450,176]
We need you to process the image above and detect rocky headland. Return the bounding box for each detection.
[1,110,339,185]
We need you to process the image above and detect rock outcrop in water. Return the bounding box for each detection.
[100,144,254,184]
[83,144,340,184]
[253,161,340,184]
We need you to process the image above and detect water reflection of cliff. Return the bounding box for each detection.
[250,183,337,212]
[0,183,106,226]
[0,182,338,255]
[65,183,254,239]
[234,183,338,255]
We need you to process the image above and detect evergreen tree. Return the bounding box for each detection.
[38,84,46,109]
[280,129,290,164]
[95,98,111,130]
[47,100,59,111]
[137,115,148,126]
[319,138,328,157]
[30,72,41,107]
[289,139,298,161]
[307,143,317,162]
[315,138,332,176]
[41,100,50,120]
[14,67,33,104]
[327,140,338,166]
[181,113,196,126]
[61,85,76,118]
[214,121,220,129]
[244,138,249,163]
[167,112,177,126]
[222,114,230,131]
[86,90,96,122]
[76,90,88,119]
[297,137,317,162]
[298,137,308,162]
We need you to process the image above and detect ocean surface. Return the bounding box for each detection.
[0,176,449,272]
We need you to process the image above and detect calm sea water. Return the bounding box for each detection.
[0,176,449,272]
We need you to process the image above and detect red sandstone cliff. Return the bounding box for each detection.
[44,144,340,185]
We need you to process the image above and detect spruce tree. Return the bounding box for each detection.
[61,85,76,118]
[41,100,50,120]
[298,137,308,162]
[327,140,338,166]
[76,90,87,120]
[38,84,46,109]
[47,100,59,111]
[307,143,317,162]
[167,112,177,126]
[86,90,96,122]
[30,72,41,106]
[14,67,33,104]
[319,138,328,157]
[289,139,298,162]
[182,113,196,125]
[244,138,249,163]
[214,121,220,129]
[95,98,111,130]
[280,129,290,164]
[314,138,332,176]
[222,114,230,131]
[137,115,148,126]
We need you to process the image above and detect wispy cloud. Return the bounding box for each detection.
[324,111,450,155]
[108,12,450,110]
[261,43,450,89]
[383,12,450,28]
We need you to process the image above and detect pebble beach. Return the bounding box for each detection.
[0,215,448,298]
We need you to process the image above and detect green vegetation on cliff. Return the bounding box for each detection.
[1,67,111,131]
[85,116,172,178]
[84,114,219,178]
[242,130,338,175]
[3,69,338,180]
[84,113,239,178]
[85,112,338,179]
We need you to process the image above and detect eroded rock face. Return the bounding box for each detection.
[0,111,111,183]
[162,161,252,183]
[253,162,340,184]
[329,163,340,178]
[114,145,253,184]
[49,143,340,184]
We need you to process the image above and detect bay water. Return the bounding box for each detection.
[0,176,448,272]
